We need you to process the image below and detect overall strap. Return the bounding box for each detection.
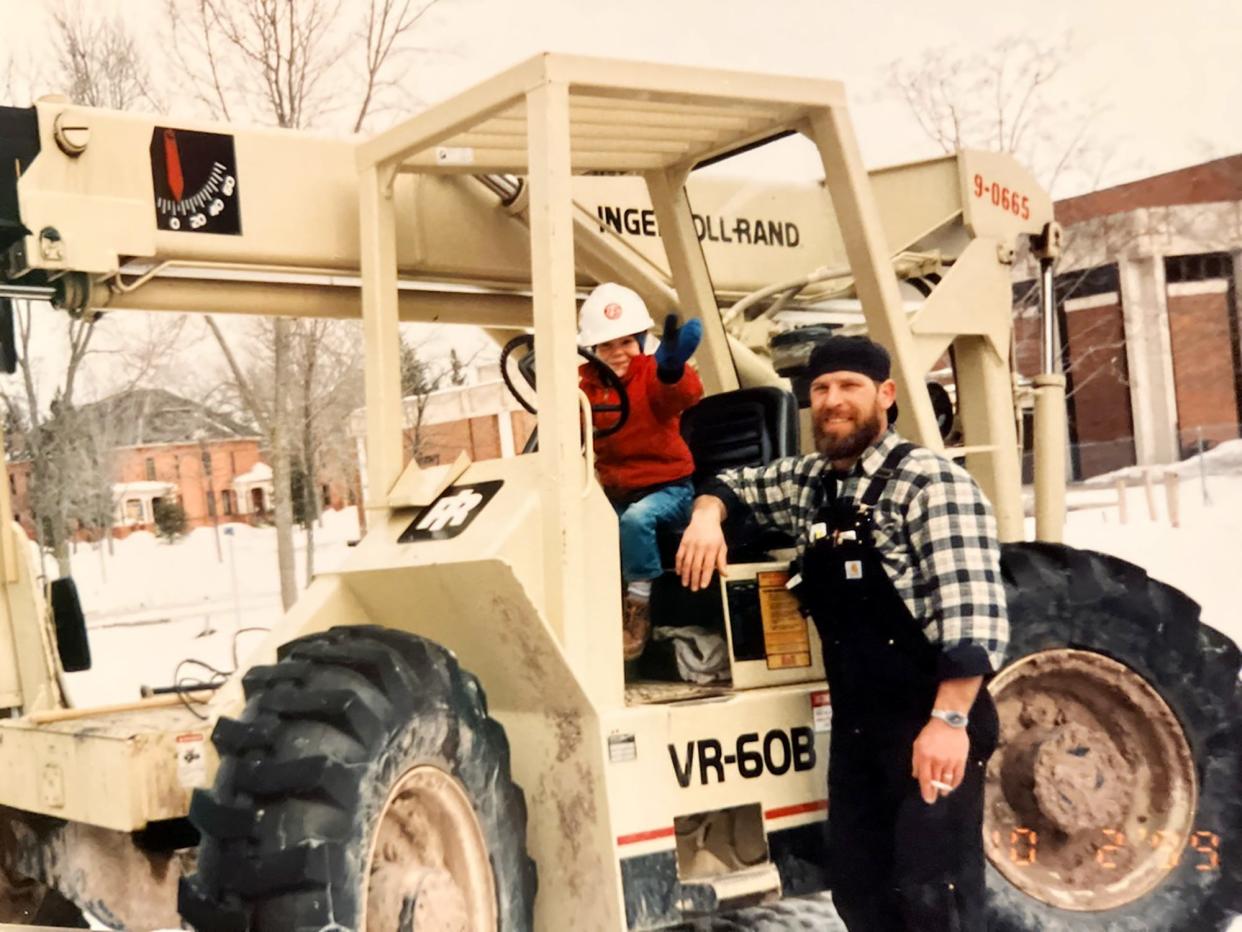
[860,442,918,508]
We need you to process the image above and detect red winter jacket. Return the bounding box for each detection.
[579,353,703,500]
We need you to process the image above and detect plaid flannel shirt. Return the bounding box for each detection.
[702,428,1009,679]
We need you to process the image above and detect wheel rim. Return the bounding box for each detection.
[364,764,497,931]
[984,649,1197,911]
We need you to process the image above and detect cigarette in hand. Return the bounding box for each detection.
[930,780,954,793]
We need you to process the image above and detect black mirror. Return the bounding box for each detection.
[50,577,91,673]
[0,298,16,375]
[927,381,956,441]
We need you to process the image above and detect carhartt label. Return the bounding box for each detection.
[811,691,832,733]
[176,732,207,788]
[844,560,863,580]
[608,733,637,764]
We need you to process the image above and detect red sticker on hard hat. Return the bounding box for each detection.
[603,302,622,320]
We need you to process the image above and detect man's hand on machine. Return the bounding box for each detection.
[676,496,728,591]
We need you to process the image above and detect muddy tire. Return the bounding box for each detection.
[178,625,537,931]
[988,542,1242,930]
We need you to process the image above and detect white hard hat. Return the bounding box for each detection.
[577,283,655,348]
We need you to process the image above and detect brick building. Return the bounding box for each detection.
[1012,154,1242,478]
[8,388,353,540]
[350,362,536,502]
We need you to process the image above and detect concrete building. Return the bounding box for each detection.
[1012,154,1242,478]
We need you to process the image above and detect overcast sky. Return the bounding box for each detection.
[5,0,1241,190]
[2,0,1241,404]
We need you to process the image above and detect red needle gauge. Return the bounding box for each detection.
[163,129,185,203]
[149,124,241,234]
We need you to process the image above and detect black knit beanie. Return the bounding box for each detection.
[805,335,891,383]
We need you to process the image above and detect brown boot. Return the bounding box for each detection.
[622,595,651,661]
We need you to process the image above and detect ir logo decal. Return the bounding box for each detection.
[603,302,623,320]
[399,480,503,542]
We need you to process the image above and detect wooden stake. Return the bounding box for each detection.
[1164,472,1180,529]
[1143,469,1158,521]
[1116,478,1129,524]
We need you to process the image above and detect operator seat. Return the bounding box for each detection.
[680,386,798,483]
[675,385,800,561]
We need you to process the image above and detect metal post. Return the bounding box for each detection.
[1032,251,1067,543]
[806,106,942,449]
[224,525,242,635]
[526,79,583,645]
[1040,257,1057,374]
[645,167,738,396]
[358,161,404,521]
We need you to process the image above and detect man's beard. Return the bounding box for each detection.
[813,403,884,460]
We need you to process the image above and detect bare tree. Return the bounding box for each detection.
[49,1,161,110]
[886,34,1114,199]
[165,0,439,129]
[203,314,299,608]
[167,0,437,609]
[0,3,163,578]
[5,300,97,577]
[290,319,363,583]
[399,334,451,466]
[351,0,443,132]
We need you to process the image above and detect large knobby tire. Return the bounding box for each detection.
[988,542,1242,931]
[178,625,537,931]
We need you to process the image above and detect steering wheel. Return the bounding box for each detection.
[498,333,630,439]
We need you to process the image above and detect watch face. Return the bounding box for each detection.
[149,127,242,235]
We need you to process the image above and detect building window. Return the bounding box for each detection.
[125,499,143,523]
[230,451,237,474]
[321,484,331,507]
[201,450,212,473]
[7,474,14,495]
[222,489,235,515]
[145,458,156,481]
[1165,251,1232,284]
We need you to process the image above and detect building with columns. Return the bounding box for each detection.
[1012,155,1242,478]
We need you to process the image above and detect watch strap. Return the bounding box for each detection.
[930,708,969,728]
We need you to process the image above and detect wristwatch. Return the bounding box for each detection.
[930,709,969,729]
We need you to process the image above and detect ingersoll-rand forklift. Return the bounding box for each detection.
[0,54,1238,931]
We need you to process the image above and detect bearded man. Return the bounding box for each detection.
[675,335,1008,932]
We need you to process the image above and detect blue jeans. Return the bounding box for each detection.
[611,481,693,583]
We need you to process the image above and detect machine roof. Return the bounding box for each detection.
[357,52,845,176]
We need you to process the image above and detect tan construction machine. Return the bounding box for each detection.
[0,54,1239,931]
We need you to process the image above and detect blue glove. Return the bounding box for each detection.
[654,314,702,383]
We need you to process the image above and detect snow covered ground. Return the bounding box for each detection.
[40,447,1242,930]
[60,445,1242,707]
[1052,439,1242,651]
[60,508,363,707]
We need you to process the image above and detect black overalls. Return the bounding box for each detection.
[793,443,998,932]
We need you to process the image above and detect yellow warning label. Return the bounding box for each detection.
[756,570,812,670]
